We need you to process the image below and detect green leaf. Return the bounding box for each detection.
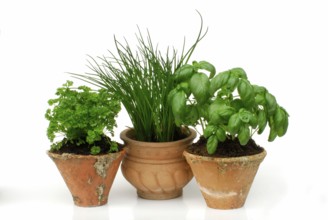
[257,110,267,134]
[268,116,277,141]
[91,146,101,155]
[230,68,247,79]
[238,125,250,146]
[204,125,217,138]
[110,142,119,152]
[216,127,226,142]
[249,114,258,129]
[276,107,289,137]
[218,105,236,121]
[209,70,230,95]
[168,88,178,104]
[268,127,278,142]
[197,103,210,120]
[265,92,277,116]
[184,105,199,125]
[198,61,216,79]
[207,135,219,154]
[64,80,73,87]
[225,75,239,91]
[174,64,195,82]
[238,79,254,105]
[178,82,191,96]
[253,85,267,94]
[171,91,186,119]
[190,73,210,103]
[238,108,253,123]
[208,103,223,124]
[228,113,241,136]
[255,93,266,105]
[230,99,244,111]
[274,106,285,129]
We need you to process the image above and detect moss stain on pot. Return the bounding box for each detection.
[96,184,105,204]
[94,155,117,178]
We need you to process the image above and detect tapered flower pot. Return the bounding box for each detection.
[47,149,125,207]
[120,128,196,200]
[184,149,266,209]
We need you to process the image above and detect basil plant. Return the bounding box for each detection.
[169,61,289,154]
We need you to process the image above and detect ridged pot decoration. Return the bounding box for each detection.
[120,128,196,200]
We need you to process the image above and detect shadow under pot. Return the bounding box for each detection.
[120,128,196,200]
[47,150,125,207]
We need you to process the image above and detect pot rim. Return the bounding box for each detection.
[120,128,197,147]
[183,148,267,163]
[47,148,126,160]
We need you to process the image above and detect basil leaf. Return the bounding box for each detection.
[255,93,266,105]
[168,88,178,104]
[216,127,226,142]
[238,79,254,106]
[253,85,267,94]
[197,103,210,120]
[249,114,258,129]
[230,67,247,79]
[190,73,210,104]
[178,82,191,97]
[228,113,241,135]
[207,135,219,155]
[268,116,277,141]
[172,91,186,119]
[265,92,277,116]
[174,64,195,82]
[198,61,216,79]
[230,99,244,111]
[257,110,267,134]
[238,125,250,146]
[277,107,289,137]
[184,105,199,126]
[274,106,285,129]
[238,108,253,123]
[268,127,278,142]
[225,75,239,91]
[208,103,223,124]
[204,125,217,138]
[209,70,230,95]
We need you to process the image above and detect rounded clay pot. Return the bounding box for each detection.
[47,149,125,207]
[120,128,196,200]
[184,149,266,209]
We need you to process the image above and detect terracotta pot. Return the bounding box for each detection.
[184,149,266,209]
[120,128,196,200]
[47,149,125,207]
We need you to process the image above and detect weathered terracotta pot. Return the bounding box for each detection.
[120,128,196,200]
[47,149,125,207]
[184,149,266,209]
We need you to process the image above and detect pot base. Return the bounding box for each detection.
[200,187,246,209]
[137,190,182,200]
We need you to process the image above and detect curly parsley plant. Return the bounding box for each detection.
[45,81,121,155]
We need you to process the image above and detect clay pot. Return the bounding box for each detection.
[47,149,125,207]
[120,128,196,200]
[184,149,266,209]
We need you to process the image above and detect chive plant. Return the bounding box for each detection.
[73,19,207,142]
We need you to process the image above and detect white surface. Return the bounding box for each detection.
[1,0,328,219]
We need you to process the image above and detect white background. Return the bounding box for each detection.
[0,0,327,219]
